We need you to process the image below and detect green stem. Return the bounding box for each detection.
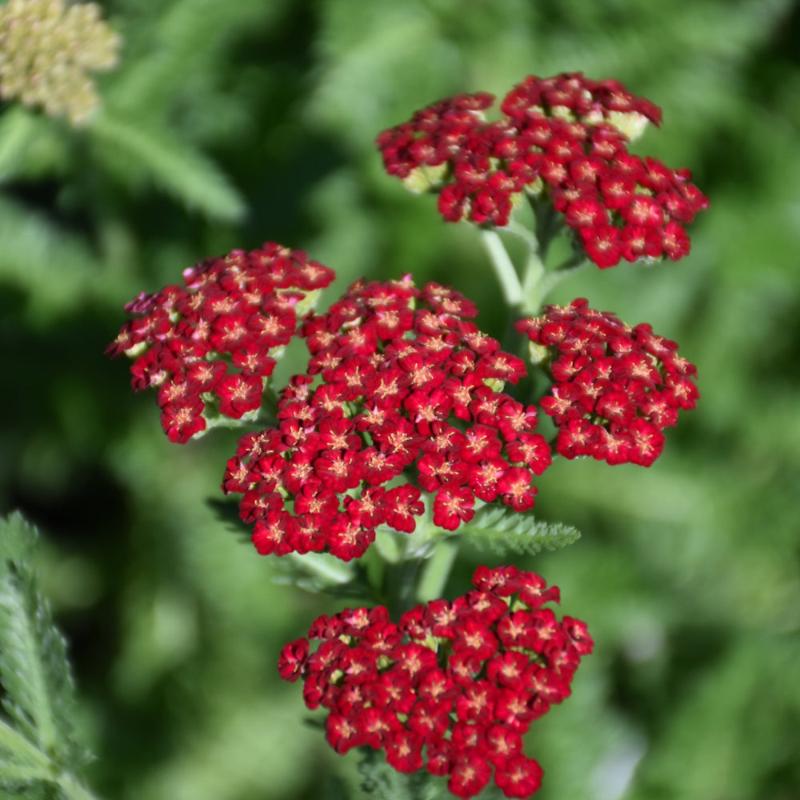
[521,247,546,312]
[416,540,457,603]
[531,196,561,263]
[385,556,426,618]
[504,220,540,252]
[479,230,523,307]
[534,257,591,305]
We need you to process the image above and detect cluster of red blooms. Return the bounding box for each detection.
[223,277,552,561]
[516,298,699,466]
[279,565,593,798]
[107,243,334,443]
[376,72,708,267]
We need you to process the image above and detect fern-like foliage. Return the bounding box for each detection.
[356,748,509,800]
[458,506,581,557]
[357,748,435,800]
[0,512,97,800]
[207,498,372,599]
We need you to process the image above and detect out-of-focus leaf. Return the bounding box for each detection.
[92,113,246,222]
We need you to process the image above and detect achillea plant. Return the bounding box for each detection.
[109,71,706,798]
[0,0,119,124]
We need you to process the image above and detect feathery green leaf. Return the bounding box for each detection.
[459,505,581,556]
[0,514,97,800]
[0,515,79,767]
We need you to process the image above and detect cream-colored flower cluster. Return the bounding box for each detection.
[0,0,119,125]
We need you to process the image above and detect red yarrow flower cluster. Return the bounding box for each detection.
[223,277,552,561]
[516,298,699,466]
[376,72,708,267]
[279,565,593,799]
[107,243,334,443]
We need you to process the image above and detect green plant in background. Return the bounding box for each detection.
[0,513,96,799]
[1,1,799,799]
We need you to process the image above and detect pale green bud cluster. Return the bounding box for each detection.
[0,0,119,125]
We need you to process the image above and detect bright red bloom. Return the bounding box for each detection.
[377,72,707,268]
[449,752,492,798]
[224,277,552,561]
[517,298,698,466]
[277,638,309,682]
[108,243,335,442]
[494,755,544,798]
[160,398,206,443]
[279,566,591,798]
[433,486,476,531]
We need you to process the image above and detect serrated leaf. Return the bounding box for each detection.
[459,505,581,557]
[0,512,38,568]
[91,113,246,222]
[356,747,451,800]
[206,499,371,598]
[357,747,413,800]
[0,717,51,773]
[0,515,79,768]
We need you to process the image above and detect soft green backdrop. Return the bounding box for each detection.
[1,0,799,798]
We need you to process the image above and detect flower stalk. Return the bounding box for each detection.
[479,229,523,307]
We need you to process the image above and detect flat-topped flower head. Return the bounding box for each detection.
[517,298,699,466]
[377,72,708,265]
[223,277,552,561]
[279,565,592,798]
[107,243,334,443]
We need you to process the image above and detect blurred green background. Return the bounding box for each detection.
[1,0,799,798]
